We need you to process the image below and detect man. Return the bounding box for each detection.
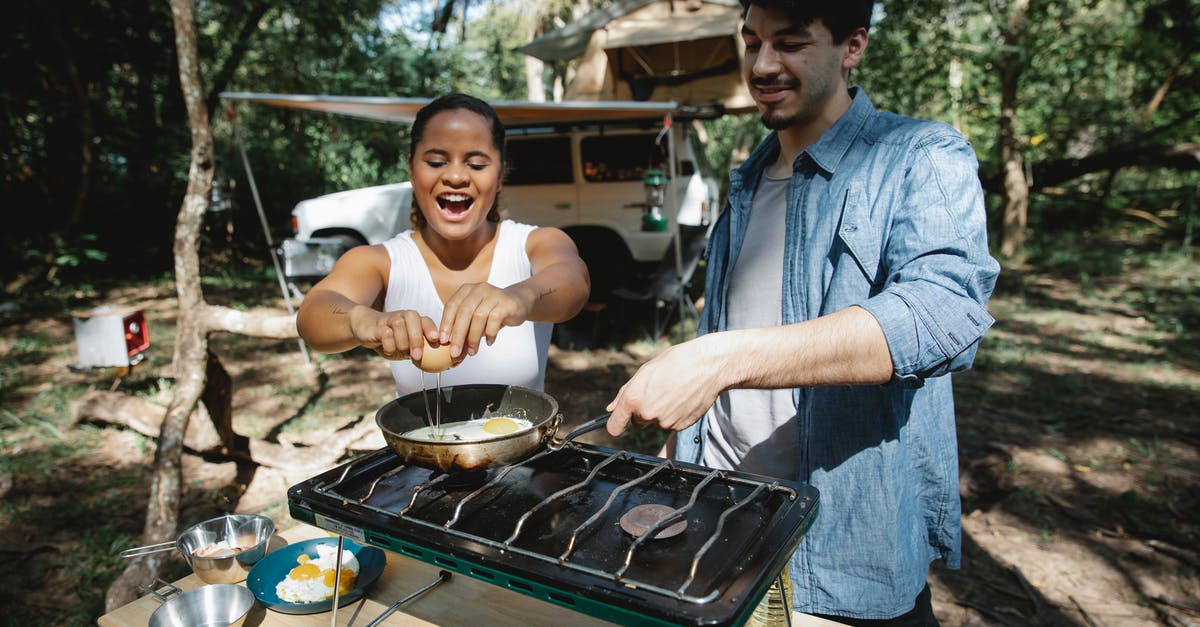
[605,1,1000,624]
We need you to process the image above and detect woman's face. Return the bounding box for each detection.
[408,108,502,243]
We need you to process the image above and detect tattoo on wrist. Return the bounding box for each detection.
[537,288,556,301]
[332,306,348,316]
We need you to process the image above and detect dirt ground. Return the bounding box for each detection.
[0,238,1197,626]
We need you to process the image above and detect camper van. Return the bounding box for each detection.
[280,118,718,302]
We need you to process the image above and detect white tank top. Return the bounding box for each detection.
[381,220,552,396]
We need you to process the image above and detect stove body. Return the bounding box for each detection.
[288,444,819,626]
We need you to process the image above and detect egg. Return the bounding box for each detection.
[275,544,360,603]
[414,338,452,373]
[483,417,520,435]
[403,416,534,442]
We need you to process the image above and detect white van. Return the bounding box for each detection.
[280,118,718,302]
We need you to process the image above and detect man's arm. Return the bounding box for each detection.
[606,306,891,436]
[608,128,999,439]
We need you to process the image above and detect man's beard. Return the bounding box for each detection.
[760,108,802,130]
[752,77,804,130]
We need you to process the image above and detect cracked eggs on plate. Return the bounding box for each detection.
[274,543,360,603]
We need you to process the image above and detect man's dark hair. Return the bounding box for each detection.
[739,0,873,43]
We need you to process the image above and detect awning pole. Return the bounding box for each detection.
[229,103,311,365]
[664,113,692,339]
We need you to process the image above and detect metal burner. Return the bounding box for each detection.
[620,503,687,539]
[435,469,489,490]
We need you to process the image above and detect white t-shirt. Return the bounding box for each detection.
[702,173,798,479]
[381,220,553,396]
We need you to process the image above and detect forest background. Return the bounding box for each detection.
[1,1,1198,625]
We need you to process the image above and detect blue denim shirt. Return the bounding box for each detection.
[677,89,1000,619]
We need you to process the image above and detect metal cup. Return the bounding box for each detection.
[174,514,275,584]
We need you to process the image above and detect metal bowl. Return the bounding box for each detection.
[175,514,275,584]
[149,584,254,627]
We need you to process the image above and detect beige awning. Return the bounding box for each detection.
[601,12,739,50]
[219,92,683,127]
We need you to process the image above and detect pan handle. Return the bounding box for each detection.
[547,413,611,451]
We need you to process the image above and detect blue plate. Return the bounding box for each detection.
[246,537,386,614]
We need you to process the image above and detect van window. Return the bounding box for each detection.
[507,137,573,185]
[580,133,662,183]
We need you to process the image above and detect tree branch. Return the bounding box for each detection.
[201,304,297,338]
[205,2,273,118]
[982,142,1200,194]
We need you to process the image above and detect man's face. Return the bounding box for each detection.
[741,4,856,131]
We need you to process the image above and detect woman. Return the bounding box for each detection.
[297,93,590,394]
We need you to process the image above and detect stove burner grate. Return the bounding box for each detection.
[289,444,819,625]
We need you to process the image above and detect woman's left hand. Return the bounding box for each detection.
[438,282,533,359]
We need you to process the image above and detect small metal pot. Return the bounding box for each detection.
[120,514,275,584]
[148,583,254,627]
[376,384,608,473]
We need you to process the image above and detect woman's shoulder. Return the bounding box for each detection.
[499,219,536,235]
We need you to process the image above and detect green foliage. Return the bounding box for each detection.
[2,0,1196,292]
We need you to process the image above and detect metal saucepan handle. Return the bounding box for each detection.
[142,578,181,603]
[547,413,611,451]
[119,541,176,559]
[365,570,452,627]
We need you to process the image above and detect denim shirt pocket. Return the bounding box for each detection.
[834,187,883,290]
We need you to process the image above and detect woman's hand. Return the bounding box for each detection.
[349,306,441,362]
[437,282,532,359]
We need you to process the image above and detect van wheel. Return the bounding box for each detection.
[565,229,634,305]
[327,233,367,253]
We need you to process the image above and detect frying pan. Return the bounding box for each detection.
[375,384,609,473]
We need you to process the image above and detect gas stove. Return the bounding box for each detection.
[287,442,819,626]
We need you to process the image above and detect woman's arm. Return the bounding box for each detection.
[296,244,438,360]
[511,226,591,323]
[438,226,590,357]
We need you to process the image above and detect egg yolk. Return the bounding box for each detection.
[483,418,519,435]
[322,567,356,593]
[288,562,322,580]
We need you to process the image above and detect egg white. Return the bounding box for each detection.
[403,417,534,442]
[275,544,361,603]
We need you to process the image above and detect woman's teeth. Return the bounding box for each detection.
[437,194,472,212]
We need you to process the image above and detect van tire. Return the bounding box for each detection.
[564,227,634,305]
[314,231,367,254]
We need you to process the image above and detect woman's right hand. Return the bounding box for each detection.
[349,306,440,361]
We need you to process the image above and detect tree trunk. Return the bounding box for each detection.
[104,0,215,611]
[998,63,1028,260]
[523,0,549,102]
[997,0,1030,262]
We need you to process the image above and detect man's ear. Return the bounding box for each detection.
[843,27,869,71]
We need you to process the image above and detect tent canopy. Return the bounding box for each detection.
[518,0,659,63]
[219,92,693,127]
[600,9,739,49]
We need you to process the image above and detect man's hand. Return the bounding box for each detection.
[605,336,730,437]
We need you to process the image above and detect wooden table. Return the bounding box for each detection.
[98,523,845,626]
